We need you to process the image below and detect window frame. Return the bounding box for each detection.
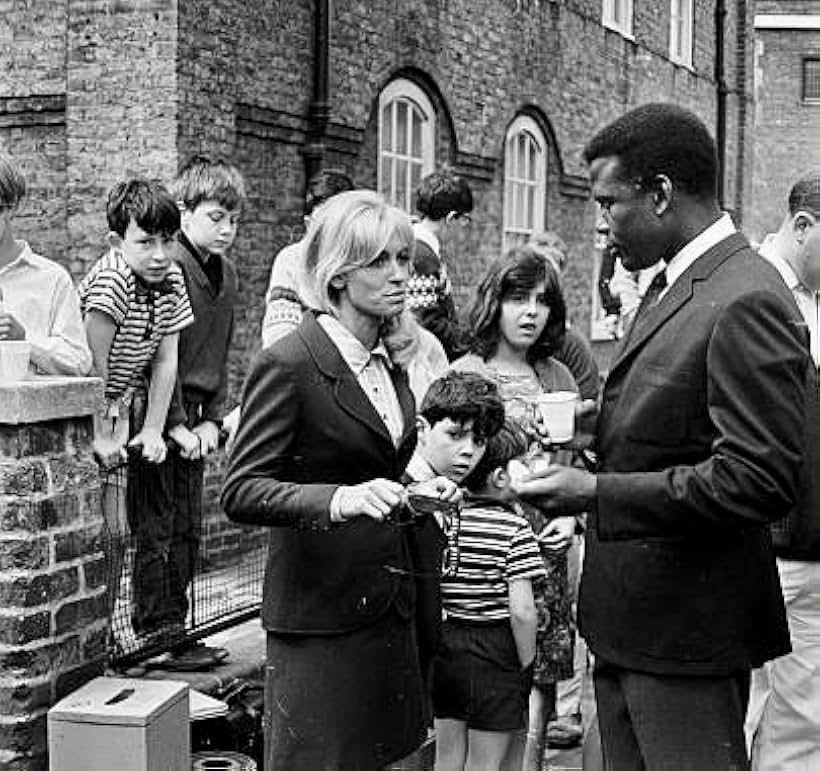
[502,114,548,254]
[669,0,694,68]
[602,0,634,38]
[802,58,820,103]
[377,78,436,212]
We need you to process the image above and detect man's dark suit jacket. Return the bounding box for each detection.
[221,312,418,633]
[579,233,809,676]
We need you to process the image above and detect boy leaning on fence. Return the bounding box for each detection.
[79,179,195,649]
[146,155,245,669]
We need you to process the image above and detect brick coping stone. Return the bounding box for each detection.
[0,376,103,425]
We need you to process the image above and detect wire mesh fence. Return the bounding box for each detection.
[100,457,265,669]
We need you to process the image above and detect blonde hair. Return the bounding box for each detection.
[303,189,414,317]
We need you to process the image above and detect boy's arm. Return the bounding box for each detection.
[508,577,538,669]
[28,276,92,376]
[129,332,179,463]
[84,310,116,382]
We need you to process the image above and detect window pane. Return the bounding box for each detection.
[381,104,393,151]
[517,137,527,181]
[380,157,393,197]
[396,158,408,208]
[410,162,422,198]
[396,100,408,154]
[515,183,525,229]
[527,185,536,229]
[411,109,423,158]
[804,59,820,100]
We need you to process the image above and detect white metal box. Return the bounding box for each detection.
[48,677,190,771]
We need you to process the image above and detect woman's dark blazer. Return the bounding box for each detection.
[221,312,418,634]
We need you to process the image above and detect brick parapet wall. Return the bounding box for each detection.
[0,377,105,771]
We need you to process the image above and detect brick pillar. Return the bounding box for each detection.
[0,376,104,770]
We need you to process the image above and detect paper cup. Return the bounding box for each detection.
[537,391,576,443]
[0,341,31,383]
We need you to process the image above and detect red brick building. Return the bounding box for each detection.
[749,1,820,242]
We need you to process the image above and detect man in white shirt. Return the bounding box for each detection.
[0,151,91,376]
[512,103,807,770]
[745,175,820,770]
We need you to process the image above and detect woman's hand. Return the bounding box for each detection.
[335,478,405,522]
[409,476,462,504]
[537,515,576,551]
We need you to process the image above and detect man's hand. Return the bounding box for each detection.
[511,465,596,515]
[167,424,201,460]
[335,478,405,522]
[537,515,576,551]
[128,427,167,464]
[0,310,26,340]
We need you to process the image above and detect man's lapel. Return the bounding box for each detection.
[608,233,749,377]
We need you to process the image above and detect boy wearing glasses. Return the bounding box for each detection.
[408,169,473,359]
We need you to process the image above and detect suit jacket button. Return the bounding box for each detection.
[357,596,368,612]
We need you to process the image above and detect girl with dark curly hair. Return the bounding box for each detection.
[451,245,578,771]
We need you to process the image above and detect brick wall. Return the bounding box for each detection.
[0,379,106,771]
[65,0,180,278]
[749,19,820,242]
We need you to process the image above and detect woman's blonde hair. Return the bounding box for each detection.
[304,189,414,317]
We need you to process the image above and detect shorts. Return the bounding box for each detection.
[432,618,531,732]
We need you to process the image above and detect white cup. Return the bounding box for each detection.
[0,341,31,383]
[537,391,576,443]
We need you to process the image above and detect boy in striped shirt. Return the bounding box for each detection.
[409,372,545,770]
[80,179,195,645]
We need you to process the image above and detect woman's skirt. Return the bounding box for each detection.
[265,607,427,771]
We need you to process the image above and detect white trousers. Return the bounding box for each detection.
[746,558,820,770]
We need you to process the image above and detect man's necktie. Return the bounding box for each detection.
[627,268,667,338]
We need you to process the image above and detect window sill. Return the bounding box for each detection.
[603,21,635,42]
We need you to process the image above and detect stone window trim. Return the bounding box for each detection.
[502,114,547,254]
[377,78,436,213]
[669,0,694,69]
[802,58,820,103]
[602,0,634,39]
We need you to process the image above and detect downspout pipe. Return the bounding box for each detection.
[304,0,331,181]
[715,0,728,209]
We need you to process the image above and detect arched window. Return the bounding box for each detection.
[503,115,547,251]
[378,79,436,212]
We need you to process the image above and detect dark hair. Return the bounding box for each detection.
[415,169,473,220]
[788,174,820,217]
[304,169,354,216]
[173,154,246,211]
[583,103,718,199]
[467,246,566,363]
[420,371,505,441]
[463,419,529,493]
[106,179,180,238]
[0,151,26,210]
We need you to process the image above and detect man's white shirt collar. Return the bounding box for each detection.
[663,213,736,291]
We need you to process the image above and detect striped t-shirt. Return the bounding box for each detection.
[442,497,546,623]
[79,249,194,400]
